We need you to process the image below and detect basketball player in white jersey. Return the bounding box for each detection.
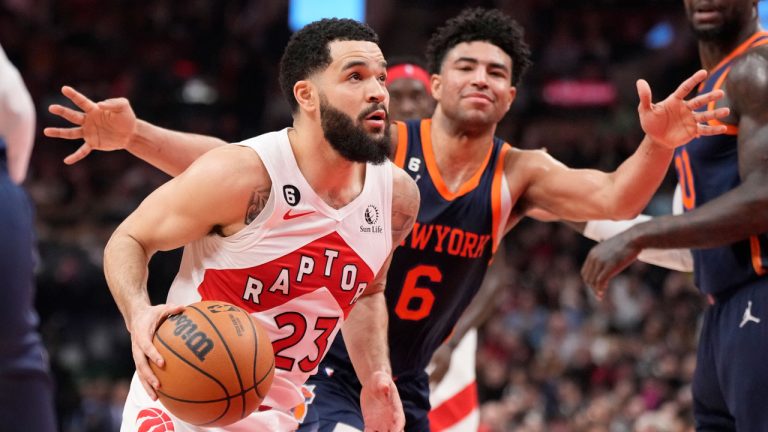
[56,19,418,432]
[47,9,724,431]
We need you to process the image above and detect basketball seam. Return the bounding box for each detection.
[155,332,232,425]
[188,304,248,422]
[243,310,270,401]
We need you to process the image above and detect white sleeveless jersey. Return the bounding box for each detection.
[151,129,393,430]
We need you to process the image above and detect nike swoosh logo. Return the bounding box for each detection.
[283,209,315,220]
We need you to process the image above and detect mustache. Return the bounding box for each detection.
[357,103,389,123]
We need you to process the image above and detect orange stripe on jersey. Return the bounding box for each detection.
[491,144,512,253]
[393,121,409,168]
[709,31,768,74]
[420,119,494,201]
[697,31,768,93]
[706,66,739,135]
[750,236,767,276]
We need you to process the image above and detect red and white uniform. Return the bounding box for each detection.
[123,129,394,432]
[428,330,480,432]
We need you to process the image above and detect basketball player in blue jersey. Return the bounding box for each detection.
[0,43,57,432]
[45,8,730,431]
[582,1,768,430]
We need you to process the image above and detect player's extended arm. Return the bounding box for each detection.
[522,70,728,221]
[0,44,35,184]
[342,167,418,432]
[104,146,262,398]
[582,54,768,297]
[428,244,510,385]
[44,86,226,176]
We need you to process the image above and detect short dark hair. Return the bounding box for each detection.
[426,8,532,86]
[279,18,379,113]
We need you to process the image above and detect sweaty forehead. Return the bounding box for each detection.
[444,41,512,68]
[328,40,385,68]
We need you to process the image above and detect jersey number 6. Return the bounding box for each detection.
[394,265,442,321]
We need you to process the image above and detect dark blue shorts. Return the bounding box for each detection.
[0,172,56,432]
[298,367,431,432]
[693,280,768,432]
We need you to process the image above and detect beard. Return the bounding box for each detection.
[319,95,391,165]
[688,13,744,42]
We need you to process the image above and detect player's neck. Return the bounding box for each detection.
[698,23,761,70]
[429,108,496,192]
[288,125,366,209]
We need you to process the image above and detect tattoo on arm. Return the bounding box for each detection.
[244,186,271,225]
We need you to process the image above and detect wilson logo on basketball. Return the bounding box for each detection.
[167,314,215,361]
[136,408,175,432]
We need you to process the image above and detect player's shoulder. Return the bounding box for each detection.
[727,45,768,107]
[389,163,420,241]
[182,141,269,191]
[391,162,420,205]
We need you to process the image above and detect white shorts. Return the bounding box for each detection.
[121,373,298,432]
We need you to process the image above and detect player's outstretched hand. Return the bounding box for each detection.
[360,371,405,432]
[580,231,641,301]
[128,303,185,400]
[638,69,730,149]
[44,86,137,164]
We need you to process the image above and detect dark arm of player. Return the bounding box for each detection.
[621,55,768,250]
[582,53,768,296]
[428,245,510,385]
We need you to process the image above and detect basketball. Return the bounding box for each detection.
[149,301,274,427]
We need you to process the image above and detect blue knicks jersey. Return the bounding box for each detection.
[674,32,768,295]
[321,119,511,377]
[385,119,510,374]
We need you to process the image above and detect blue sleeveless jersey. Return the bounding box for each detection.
[323,119,509,376]
[674,32,768,295]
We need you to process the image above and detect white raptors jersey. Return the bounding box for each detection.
[138,129,394,431]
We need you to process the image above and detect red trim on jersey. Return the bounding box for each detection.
[420,119,494,201]
[428,381,479,431]
[490,144,511,253]
[394,121,409,168]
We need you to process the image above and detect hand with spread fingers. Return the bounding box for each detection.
[44,86,137,164]
[637,69,729,149]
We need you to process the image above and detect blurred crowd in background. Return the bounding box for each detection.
[2,0,708,430]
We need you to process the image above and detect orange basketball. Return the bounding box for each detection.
[149,301,274,427]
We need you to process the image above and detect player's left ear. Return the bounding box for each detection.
[430,73,442,101]
[505,86,517,111]
[294,80,318,114]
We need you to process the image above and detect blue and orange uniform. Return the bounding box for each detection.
[674,31,768,430]
[298,119,511,432]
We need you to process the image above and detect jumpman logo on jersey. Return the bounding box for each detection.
[740,300,761,328]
